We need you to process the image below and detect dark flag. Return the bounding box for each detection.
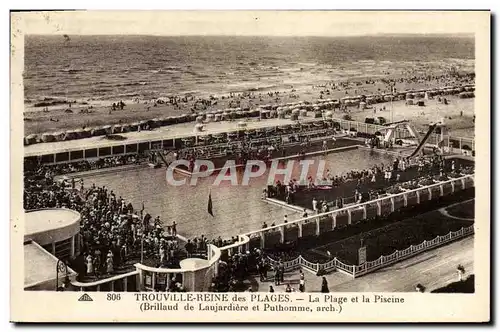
[208,190,214,217]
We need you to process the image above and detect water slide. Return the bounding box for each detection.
[408,124,437,158]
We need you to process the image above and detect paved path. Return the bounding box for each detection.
[255,236,473,293]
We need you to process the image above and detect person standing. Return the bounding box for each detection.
[299,269,305,292]
[312,197,318,214]
[321,277,329,293]
[86,253,94,277]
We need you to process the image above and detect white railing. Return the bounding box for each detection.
[71,244,221,292]
[68,174,474,291]
[245,174,474,239]
[265,225,474,278]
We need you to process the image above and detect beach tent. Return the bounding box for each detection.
[129,122,141,132]
[324,111,333,119]
[222,112,230,121]
[206,114,215,122]
[178,114,190,123]
[90,126,106,136]
[41,133,56,143]
[111,124,123,134]
[102,125,112,134]
[359,102,367,110]
[214,113,222,122]
[248,109,259,117]
[300,109,308,117]
[121,124,131,133]
[237,121,247,129]
[406,99,415,106]
[52,131,65,141]
[458,92,474,99]
[314,110,322,118]
[406,93,415,100]
[72,128,85,139]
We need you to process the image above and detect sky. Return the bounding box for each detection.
[12,11,487,37]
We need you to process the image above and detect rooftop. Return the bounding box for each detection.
[24,118,297,157]
[25,209,81,237]
[24,241,77,289]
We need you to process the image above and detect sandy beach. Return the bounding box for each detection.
[24,72,475,137]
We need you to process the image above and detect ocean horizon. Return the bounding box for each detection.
[24,34,475,105]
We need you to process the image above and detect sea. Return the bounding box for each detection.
[24,35,475,105]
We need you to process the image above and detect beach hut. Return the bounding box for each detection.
[102,125,112,135]
[128,122,140,132]
[277,124,291,134]
[120,124,131,133]
[406,99,415,106]
[269,109,278,118]
[406,93,415,100]
[237,121,247,129]
[52,131,65,141]
[111,124,123,134]
[72,128,86,139]
[195,115,204,124]
[359,101,367,110]
[300,109,308,117]
[214,113,222,122]
[235,111,244,119]
[205,113,214,122]
[314,110,322,118]
[24,134,38,145]
[324,111,333,119]
[222,111,230,121]
[41,133,56,143]
[258,109,267,119]
[417,100,425,107]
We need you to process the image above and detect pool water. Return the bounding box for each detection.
[83,148,395,239]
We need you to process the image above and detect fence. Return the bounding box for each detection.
[267,225,474,278]
[71,243,221,292]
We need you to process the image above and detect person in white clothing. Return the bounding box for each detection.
[312,198,318,213]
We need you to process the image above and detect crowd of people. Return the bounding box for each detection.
[208,248,327,293]
[24,161,191,280]
[24,154,146,178]
[267,151,474,212]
